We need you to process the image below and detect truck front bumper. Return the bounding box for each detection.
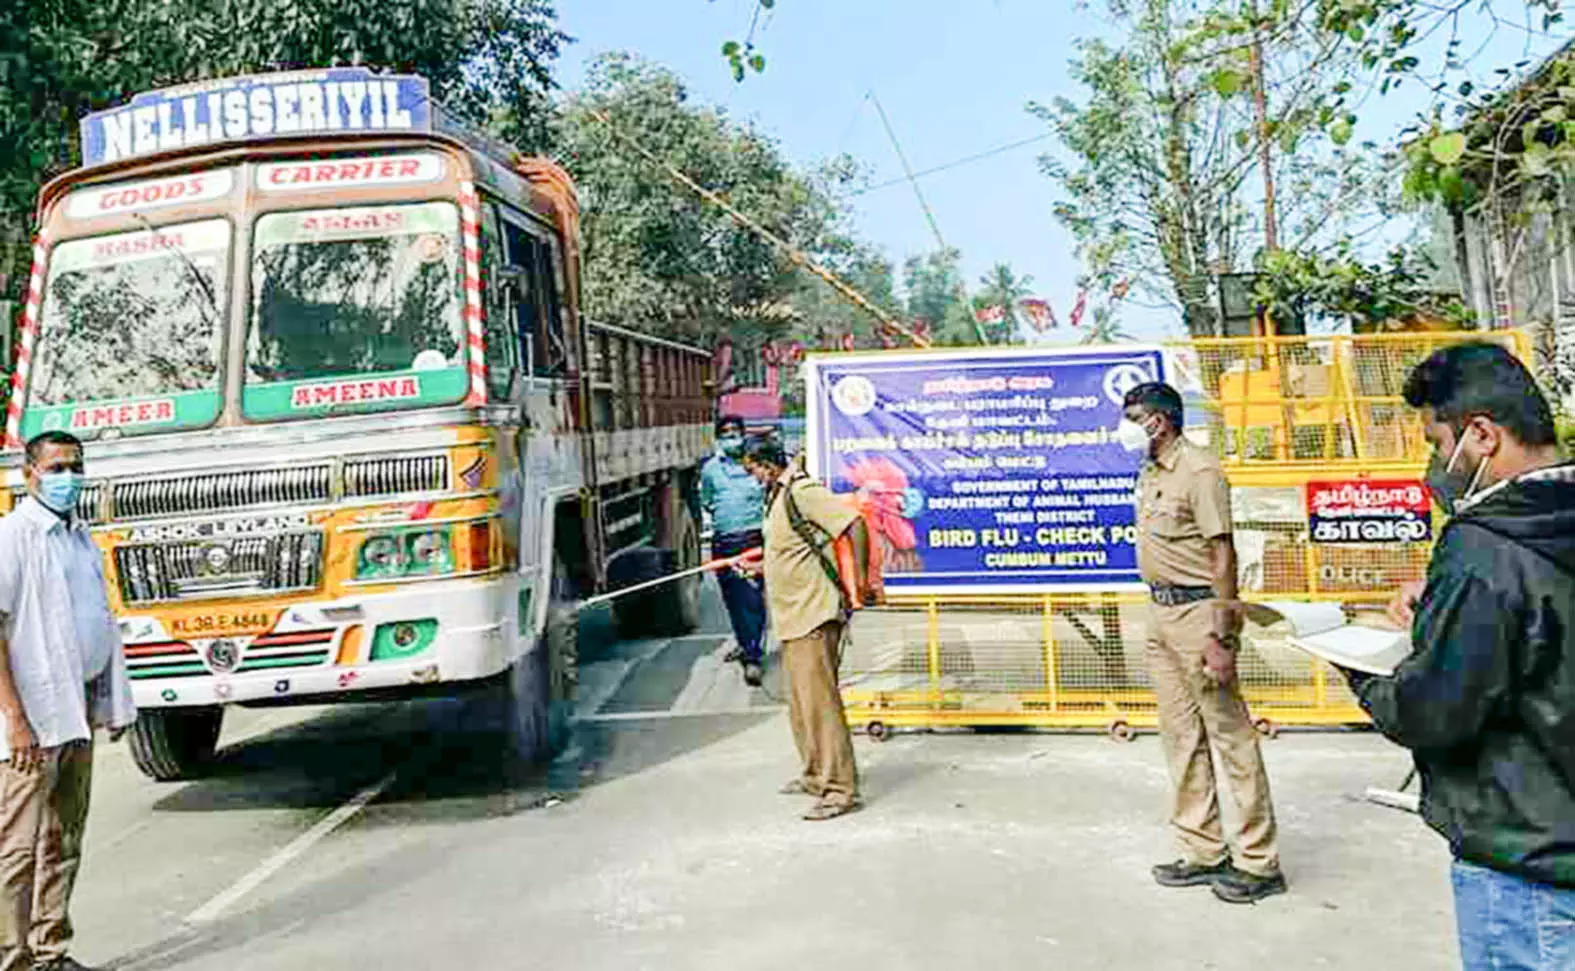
[124,576,524,709]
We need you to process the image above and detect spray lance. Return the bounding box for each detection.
[571,548,764,613]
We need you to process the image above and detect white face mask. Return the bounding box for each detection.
[1115,418,1153,453]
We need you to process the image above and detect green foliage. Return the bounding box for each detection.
[900,249,978,345]
[716,0,774,82]
[972,262,1034,344]
[553,54,883,344]
[1038,0,1399,338]
[1400,48,1575,210]
[0,0,564,293]
[1251,243,1472,330]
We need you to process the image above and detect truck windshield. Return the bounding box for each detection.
[22,219,228,440]
[243,201,469,420]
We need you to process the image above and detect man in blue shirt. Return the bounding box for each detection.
[700,416,767,686]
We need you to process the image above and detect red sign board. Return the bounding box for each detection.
[1306,479,1432,544]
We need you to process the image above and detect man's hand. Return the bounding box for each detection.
[1386,580,1425,630]
[1213,599,1245,639]
[6,714,40,773]
[732,547,764,579]
[1203,634,1238,686]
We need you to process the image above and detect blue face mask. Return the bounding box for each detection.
[718,435,744,457]
[36,472,85,514]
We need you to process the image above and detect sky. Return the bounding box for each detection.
[557,1,1565,341]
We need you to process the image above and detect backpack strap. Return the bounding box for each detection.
[781,474,846,601]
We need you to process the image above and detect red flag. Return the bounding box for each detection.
[1069,289,1089,328]
[974,305,1006,325]
[1016,298,1056,332]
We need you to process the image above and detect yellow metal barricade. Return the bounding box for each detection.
[841,330,1530,735]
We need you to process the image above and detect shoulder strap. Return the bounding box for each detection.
[781,476,846,596]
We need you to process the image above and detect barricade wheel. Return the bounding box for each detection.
[866,721,889,742]
[1253,717,1280,739]
[1108,720,1136,743]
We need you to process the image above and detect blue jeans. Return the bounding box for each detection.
[713,530,766,664]
[1453,860,1575,970]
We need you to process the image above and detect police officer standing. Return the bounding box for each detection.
[1119,382,1286,904]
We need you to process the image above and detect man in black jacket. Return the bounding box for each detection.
[1349,342,1574,970]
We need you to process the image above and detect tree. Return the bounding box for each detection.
[0,0,564,296]
[551,53,858,344]
[1081,304,1136,344]
[900,248,978,346]
[1034,0,1395,337]
[973,262,1034,343]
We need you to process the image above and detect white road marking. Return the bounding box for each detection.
[184,769,398,925]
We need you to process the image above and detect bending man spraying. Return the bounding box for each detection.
[737,437,870,821]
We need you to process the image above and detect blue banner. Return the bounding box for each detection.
[807,347,1166,593]
[80,69,432,167]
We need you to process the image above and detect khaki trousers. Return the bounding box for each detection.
[0,741,93,971]
[1146,601,1280,877]
[783,621,858,806]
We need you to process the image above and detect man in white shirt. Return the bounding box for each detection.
[0,431,135,971]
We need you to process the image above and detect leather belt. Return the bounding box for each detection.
[1149,584,1215,607]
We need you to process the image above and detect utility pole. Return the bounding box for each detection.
[870,90,991,345]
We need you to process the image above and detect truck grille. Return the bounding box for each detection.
[106,454,449,520]
[343,454,449,497]
[114,467,333,520]
[115,531,324,604]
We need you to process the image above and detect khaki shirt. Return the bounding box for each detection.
[1135,437,1233,587]
[762,460,859,642]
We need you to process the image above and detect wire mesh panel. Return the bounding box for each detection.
[834,330,1529,733]
[1187,331,1527,468]
[843,596,1362,731]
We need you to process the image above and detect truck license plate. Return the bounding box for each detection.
[168,610,275,638]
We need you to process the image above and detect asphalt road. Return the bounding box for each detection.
[66,585,1460,971]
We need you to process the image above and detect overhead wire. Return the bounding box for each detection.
[850,132,1055,197]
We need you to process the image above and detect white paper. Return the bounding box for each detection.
[1289,626,1412,676]
[1243,600,1347,637]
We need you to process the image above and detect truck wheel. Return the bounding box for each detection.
[611,506,702,639]
[505,578,576,763]
[129,707,224,781]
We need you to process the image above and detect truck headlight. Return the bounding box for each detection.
[357,534,404,579]
[405,529,453,574]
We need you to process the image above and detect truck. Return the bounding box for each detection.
[2,69,711,780]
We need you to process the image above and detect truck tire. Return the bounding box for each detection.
[129,707,224,782]
[610,505,702,639]
[504,565,576,763]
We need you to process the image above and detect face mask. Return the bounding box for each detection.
[718,434,744,457]
[36,471,84,514]
[1425,429,1487,515]
[1115,418,1153,453]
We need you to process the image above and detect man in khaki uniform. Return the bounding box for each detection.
[738,437,865,821]
[1119,382,1285,904]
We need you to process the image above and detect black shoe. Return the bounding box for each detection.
[1151,858,1233,887]
[742,662,764,687]
[1211,867,1288,904]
